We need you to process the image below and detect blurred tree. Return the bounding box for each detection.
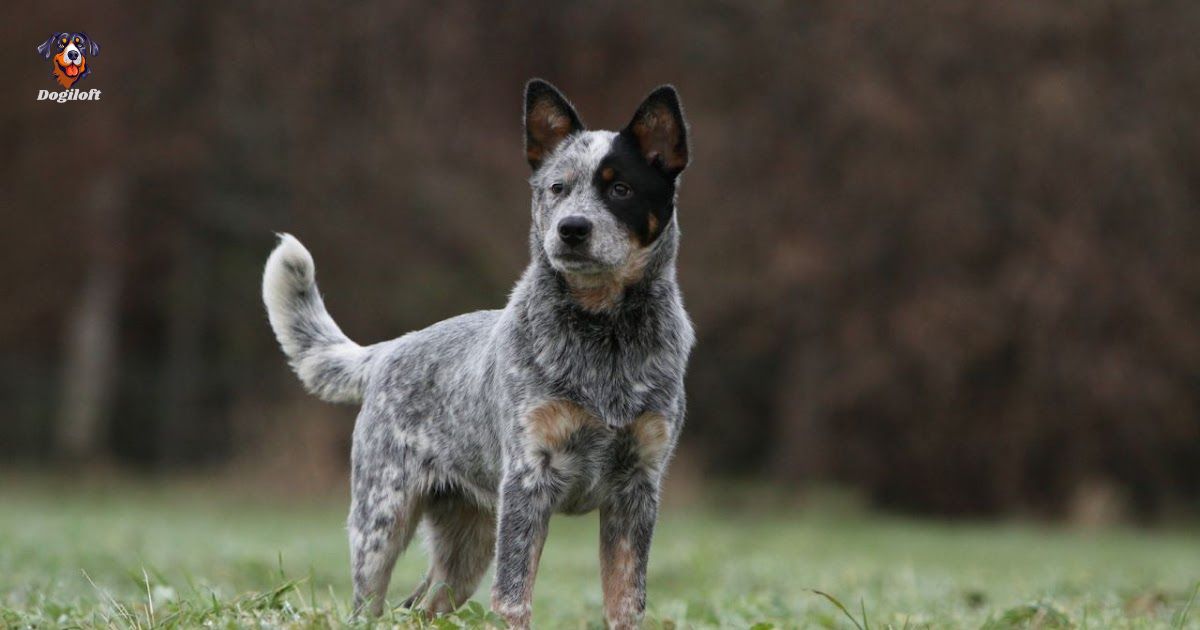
[3,0,1199,517]
[56,170,126,462]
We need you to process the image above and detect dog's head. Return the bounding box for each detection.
[37,32,99,89]
[524,80,689,307]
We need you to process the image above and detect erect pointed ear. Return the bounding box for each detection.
[524,79,584,171]
[622,85,690,178]
[37,34,58,59]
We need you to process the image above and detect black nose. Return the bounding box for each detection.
[558,216,593,246]
[67,50,79,60]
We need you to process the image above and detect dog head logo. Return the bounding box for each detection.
[37,32,100,89]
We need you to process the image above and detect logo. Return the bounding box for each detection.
[36,32,102,100]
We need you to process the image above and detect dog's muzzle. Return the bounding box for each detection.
[60,43,84,76]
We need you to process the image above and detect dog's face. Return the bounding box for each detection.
[524,81,689,285]
[37,32,99,89]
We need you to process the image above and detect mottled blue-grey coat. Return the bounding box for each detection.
[262,79,694,629]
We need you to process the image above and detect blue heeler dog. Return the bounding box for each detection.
[262,79,693,628]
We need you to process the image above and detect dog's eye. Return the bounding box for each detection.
[60,39,67,47]
[549,182,565,195]
[610,182,633,200]
[74,38,81,44]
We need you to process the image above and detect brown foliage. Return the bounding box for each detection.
[3,1,1199,516]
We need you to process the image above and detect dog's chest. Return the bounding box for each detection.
[552,426,623,514]
[528,313,682,427]
[520,401,673,514]
[555,356,664,426]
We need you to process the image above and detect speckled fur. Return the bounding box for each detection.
[263,80,693,628]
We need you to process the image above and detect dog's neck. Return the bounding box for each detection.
[513,217,689,426]
[526,217,680,316]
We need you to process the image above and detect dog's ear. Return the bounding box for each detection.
[621,85,690,178]
[36,34,58,60]
[80,32,99,56]
[524,79,584,171]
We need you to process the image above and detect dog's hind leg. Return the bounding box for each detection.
[404,492,496,615]
[349,463,423,618]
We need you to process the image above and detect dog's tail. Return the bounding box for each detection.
[262,234,373,404]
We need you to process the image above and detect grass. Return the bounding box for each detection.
[0,479,1197,628]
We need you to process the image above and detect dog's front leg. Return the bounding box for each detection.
[600,412,673,629]
[599,475,659,630]
[492,400,592,627]
[490,469,555,629]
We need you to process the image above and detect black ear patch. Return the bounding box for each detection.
[593,86,689,246]
[524,79,585,171]
[36,33,59,60]
[594,133,678,246]
[623,85,689,178]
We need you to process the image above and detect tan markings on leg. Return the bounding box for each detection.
[601,537,640,629]
[524,400,596,452]
[629,412,672,469]
[527,536,544,592]
[566,240,651,312]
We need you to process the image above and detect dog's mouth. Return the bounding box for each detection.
[551,251,606,273]
[57,60,81,77]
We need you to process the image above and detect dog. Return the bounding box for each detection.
[36,32,99,89]
[263,79,693,629]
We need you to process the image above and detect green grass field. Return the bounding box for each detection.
[0,479,1196,629]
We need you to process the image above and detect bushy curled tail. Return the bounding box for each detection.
[262,234,372,404]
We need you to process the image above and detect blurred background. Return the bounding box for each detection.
[5,1,1200,522]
